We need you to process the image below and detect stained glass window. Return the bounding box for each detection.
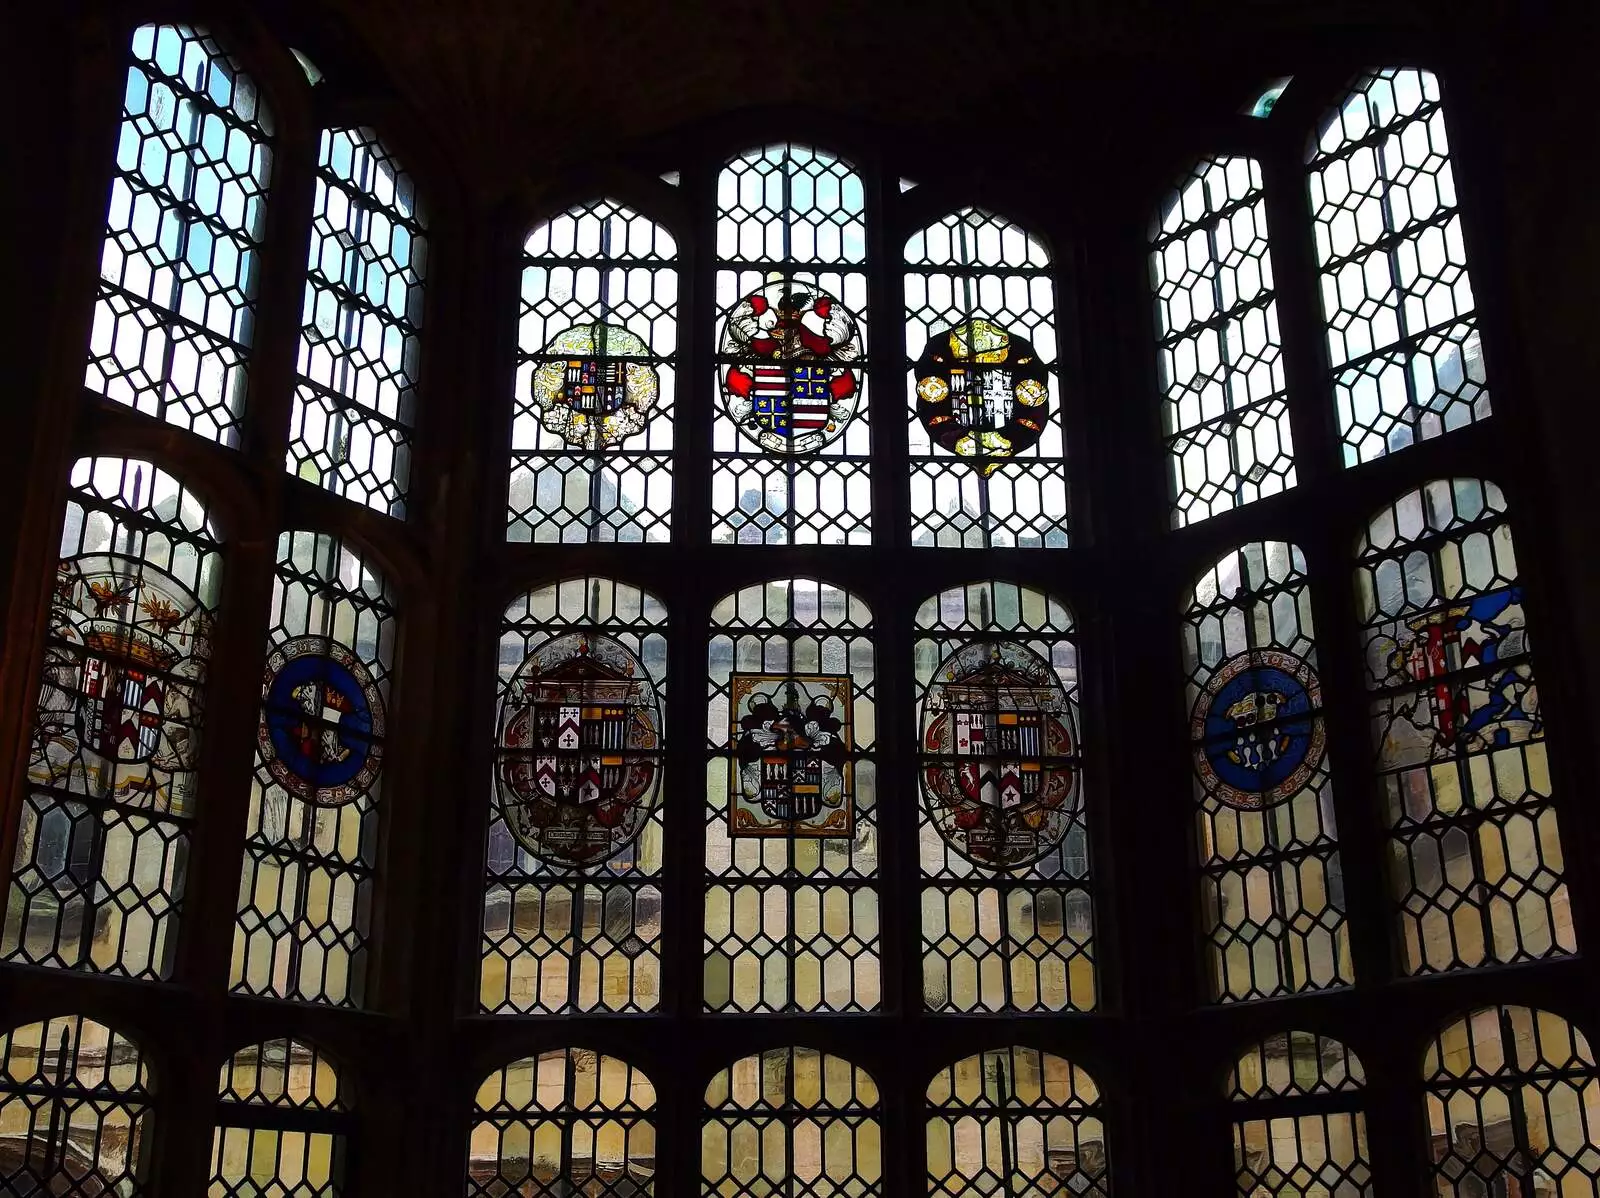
[1246,78,1293,118]
[706,578,878,1012]
[1228,1031,1371,1198]
[1185,541,1350,1001]
[469,1049,656,1197]
[713,144,870,545]
[926,1046,1107,1197]
[702,1047,881,1198]
[289,128,428,517]
[512,199,677,542]
[1151,158,1290,527]
[915,581,1092,1013]
[906,208,1066,548]
[1425,1007,1600,1198]
[483,577,666,1013]
[3,457,221,978]
[211,1037,349,1197]
[1310,68,1489,465]
[231,532,395,1006]
[0,1015,152,1195]
[87,24,273,446]
[1356,479,1572,974]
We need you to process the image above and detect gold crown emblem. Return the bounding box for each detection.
[82,621,180,671]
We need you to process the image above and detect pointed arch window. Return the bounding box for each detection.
[1356,479,1572,973]
[211,1037,351,1196]
[1227,1031,1371,1198]
[3,457,221,978]
[906,208,1066,547]
[1184,541,1350,1001]
[926,1046,1108,1198]
[701,1047,881,1198]
[511,199,678,543]
[713,144,871,545]
[1310,68,1488,464]
[1150,157,1289,526]
[1425,1007,1600,1198]
[231,531,396,1006]
[0,1015,153,1195]
[87,24,274,446]
[915,580,1093,1012]
[469,1048,656,1196]
[482,577,667,1013]
[290,128,428,517]
[705,577,878,1012]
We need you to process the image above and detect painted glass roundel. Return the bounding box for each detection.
[914,319,1050,475]
[530,322,659,449]
[34,553,211,784]
[495,632,662,867]
[1191,650,1326,810]
[259,637,386,806]
[719,282,862,454]
[920,640,1079,868]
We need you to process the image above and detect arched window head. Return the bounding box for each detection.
[512,199,678,543]
[469,1049,656,1197]
[1425,1007,1600,1198]
[713,145,871,545]
[212,1037,350,1197]
[1228,1031,1371,1198]
[702,1047,881,1198]
[4,457,221,978]
[1356,479,1572,974]
[484,578,667,1014]
[231,532,397,1007]
[88,24,274,447]
[706,578,877,1012]
[1151,158,1289,527]
[915,581,1092,1013]
[0,1015,153,1195]
[1310,69,1488,465]
[1185,541,1350,1001]
[906,209,1065,548]
[926,1046,1107,1198]
[290,128,428,519]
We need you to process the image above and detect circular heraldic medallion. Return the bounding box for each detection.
[260,637,386,806]
[913,318,1051,475]
[529,322,660,450]
[719,282,863,455]
[1190,649,1326,810]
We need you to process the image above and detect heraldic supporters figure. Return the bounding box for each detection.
[720,282,862,455]
[920,640,1079,869]
[496,632,663,867]
[728,674,854,837]
[914,318,1051,475]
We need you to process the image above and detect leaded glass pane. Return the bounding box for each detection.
[482,578,667,1013]
[1310,68,1489,465]
[926,1047,1107,1197]
[230,532,395,1006]
[469,1049,655,1196]
[0,1016,153,1195]
[1356,479,1573,974]
[3,457,221,978]
[1151,158,1291,526]
[713,144,872,545]
[1186,542,1350,1001]
[702,1048,881,1198]
[1425,1008,1600,1198]
[86,24,273,446]
[906,208,1066,548]
[706,578,878,1012]
[211,1038,349,1198]
[915,581,1092,1013]
[290,127,427,518]
[512,199,677,542]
